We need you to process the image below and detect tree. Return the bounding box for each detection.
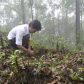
[76,0,80,48]
[60,0,75,40]
[21,0,26,24]
[29,0,34,20]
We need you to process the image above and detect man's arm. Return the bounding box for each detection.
[15,31,28,53]
[17,45,34,55]
[27,38,31,50]
[17,45,28,52]
[16,31,34,55]
[27,39,34,55]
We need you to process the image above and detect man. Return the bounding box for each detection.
[7,20,41,55]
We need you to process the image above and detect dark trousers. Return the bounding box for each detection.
[8,34,30,49]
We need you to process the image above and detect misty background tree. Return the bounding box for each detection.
[0,0,84,50]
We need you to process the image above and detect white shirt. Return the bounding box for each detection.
[7,24,30,45]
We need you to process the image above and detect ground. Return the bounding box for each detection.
[0,47,84,84]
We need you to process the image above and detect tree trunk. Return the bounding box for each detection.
[30,0,33,20]
[76,0,80,48]
[21,0,26,24]
[80,0,83,44]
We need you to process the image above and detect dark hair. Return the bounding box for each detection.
[29,20,41,31]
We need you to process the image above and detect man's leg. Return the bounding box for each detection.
[8,38,18,49]
[8,34,30,49]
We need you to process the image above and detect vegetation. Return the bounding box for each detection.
[0,0,84,83]
[0,34,84,84]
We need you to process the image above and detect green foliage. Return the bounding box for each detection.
[31,33,77,52]
[9,50,21,69]
[0,39,84,83]
[0,52,5,60]
[71,70,84,81]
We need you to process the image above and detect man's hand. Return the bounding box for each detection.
[17,45,34,56]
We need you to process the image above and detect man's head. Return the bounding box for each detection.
[29,20,41,33]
